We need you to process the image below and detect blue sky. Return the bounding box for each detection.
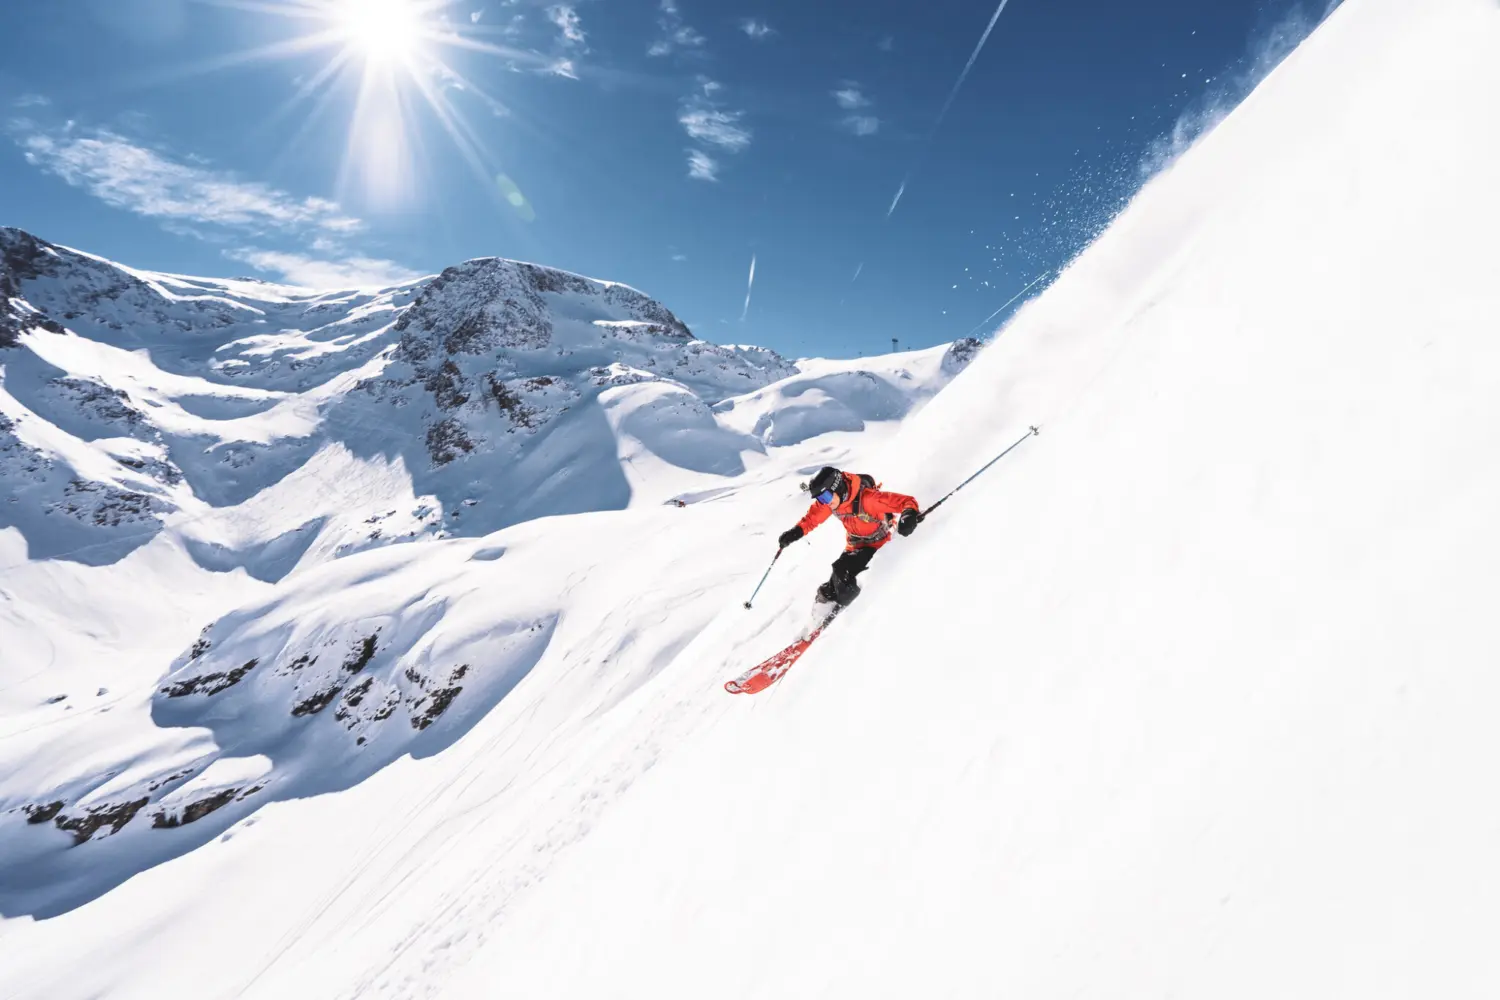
[0,0,1327,358]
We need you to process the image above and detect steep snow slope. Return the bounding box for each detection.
[441,0,1500,997]
[7,0,1497,995]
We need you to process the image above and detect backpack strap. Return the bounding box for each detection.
[846,473,878,518]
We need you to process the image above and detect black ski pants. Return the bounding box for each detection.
[817,546,878,606]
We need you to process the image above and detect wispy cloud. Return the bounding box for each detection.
[547,58,579,79]
[17,125,359,234]
[226,249,424,290]
[652,18,745,181]
[679,77,750,177]
[739,19,774,40]
[470,8,483,23]
[877,35,895,52]
[833,83,880,136]
[12,119,418,290]
[649,0,706,56]
[680,106,751,151]
[686,149,719,181]
[741,253,756,321]
[546,5,585,47]
[832,83,871,110]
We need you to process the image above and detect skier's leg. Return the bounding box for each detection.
[804,550,876,637]
[827,547,877,606]
[815,558,846,604]
[807,577,840,639]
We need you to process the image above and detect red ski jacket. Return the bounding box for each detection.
[797,472,919,551]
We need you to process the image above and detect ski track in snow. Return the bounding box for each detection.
[5,0,1500,995]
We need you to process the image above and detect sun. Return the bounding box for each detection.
[334,0,427,65]
[188,0,534,209]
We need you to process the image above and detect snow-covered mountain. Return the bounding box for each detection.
[7,0,1499,994]
[0,228,830,563]
[0,228,980,925]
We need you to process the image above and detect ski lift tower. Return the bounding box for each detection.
[891,337,898,354]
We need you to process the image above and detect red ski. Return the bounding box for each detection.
[725,609,840,695]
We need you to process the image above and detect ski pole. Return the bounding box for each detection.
[921,425,1039,520]
[743,549,782,609]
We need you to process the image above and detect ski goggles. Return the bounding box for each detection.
[814,489,836,505]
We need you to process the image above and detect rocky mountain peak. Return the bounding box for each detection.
[393,256,692,364]
[1,228,65,347]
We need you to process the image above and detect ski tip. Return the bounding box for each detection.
[724,681,744,694]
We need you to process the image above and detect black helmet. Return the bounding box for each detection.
[807,466,846,501]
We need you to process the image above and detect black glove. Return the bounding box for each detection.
[896,509,921,537]
[778,526,804,549]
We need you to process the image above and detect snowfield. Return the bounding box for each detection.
[0,213,978,990]
[5,0,1500,995]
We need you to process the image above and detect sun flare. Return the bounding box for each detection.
[334,0,426,65]
[192,0,529,209]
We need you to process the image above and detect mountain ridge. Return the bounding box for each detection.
[3,227,969,565]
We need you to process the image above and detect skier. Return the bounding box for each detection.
[777,466,921,629]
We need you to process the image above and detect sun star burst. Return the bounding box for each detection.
[195,0,530,209]
[335,0,427,64]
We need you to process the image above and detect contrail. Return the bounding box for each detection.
[741,254,757,321]
[851,261,864,283]
[886,179,908,218]
[886,0,1015,219]
[962,269,1051,338]
[933,0,1014,136]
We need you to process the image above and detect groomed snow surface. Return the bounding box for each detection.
[5,0,1500,995]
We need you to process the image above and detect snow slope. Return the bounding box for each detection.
[444,1,1500,996]
[0,231,979,949]
[5,0,1500,994]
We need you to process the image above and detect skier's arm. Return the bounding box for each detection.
[865,488,923,537]
[795,502,833,535]
[780,502,830,548]
[864,488,919,519]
